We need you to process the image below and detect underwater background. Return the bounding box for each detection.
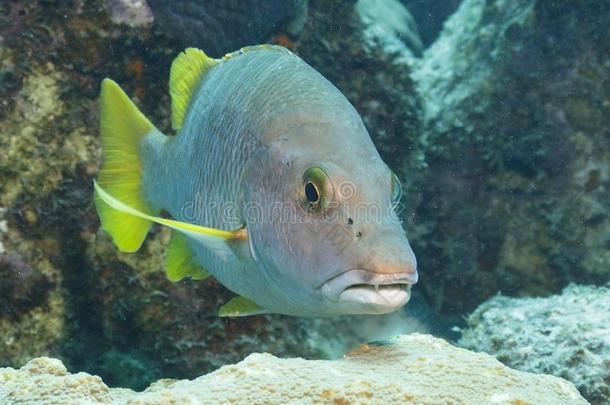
[0,0,608,404]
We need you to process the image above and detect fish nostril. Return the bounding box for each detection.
[347,217,353,225]
[355,231,362,238]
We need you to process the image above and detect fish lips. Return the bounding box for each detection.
[320,269,418,314]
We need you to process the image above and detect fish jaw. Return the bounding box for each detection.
[320,270,418,315]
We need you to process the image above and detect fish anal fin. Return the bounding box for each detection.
[169,48,219,131]
[218,296,269,317]
[166,231,210,282]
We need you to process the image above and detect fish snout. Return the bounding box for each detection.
[366,255,418,279]
[319,230,418,314]
[363,236,418,279]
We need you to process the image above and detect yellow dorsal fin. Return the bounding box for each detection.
[170,48,219,131]
[166,231,210,282]
[95,79,159,253]
[218,296,269,317]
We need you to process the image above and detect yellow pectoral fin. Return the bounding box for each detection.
[94,181,246,257]
[218,296,269,317]
[166,231,210,282]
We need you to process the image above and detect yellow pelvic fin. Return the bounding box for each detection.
[218,296,269,317]
[170,48,219,131]
[166,231,210,282]
[95,79,159,253]
[94,181,247,258]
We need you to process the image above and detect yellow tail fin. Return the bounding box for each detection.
[94,79,159,253]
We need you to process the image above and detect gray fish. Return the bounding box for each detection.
[94,45,417,317]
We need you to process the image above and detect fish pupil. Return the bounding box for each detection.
[305,181,320,203]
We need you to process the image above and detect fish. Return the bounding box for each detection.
[94,45,418,317]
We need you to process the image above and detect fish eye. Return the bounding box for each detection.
[302,167,333,212]
[304,181,320,203]
[391,170,402,206]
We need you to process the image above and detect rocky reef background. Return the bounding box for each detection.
[459,283,609,404]
[0,0,608,402]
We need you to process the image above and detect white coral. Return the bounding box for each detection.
[0,334,586,404]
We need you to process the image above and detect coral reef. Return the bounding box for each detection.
[0,253,52,318]
[0,334,587,404]
[0,290,65,372]
[147,0,308,57]
[400,0,463,47]
[459,283,610,405]
[0,357,114,404]
[412,0,610,315]
[356,0,423,56]
[105,0,153,28]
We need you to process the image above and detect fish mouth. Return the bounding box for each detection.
[320,269,418,314]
